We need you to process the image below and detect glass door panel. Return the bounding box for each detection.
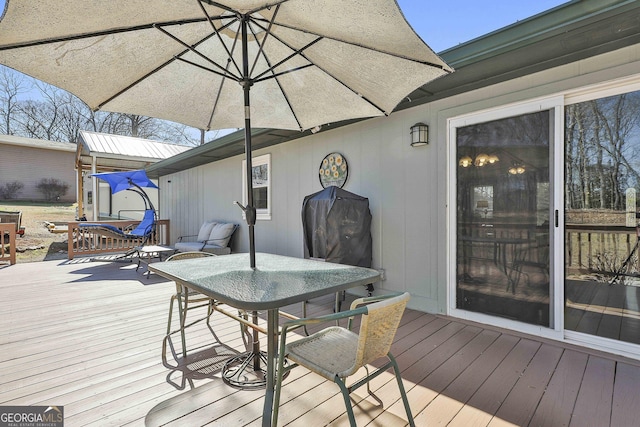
[565,90,640,345]
[456,110,552,327]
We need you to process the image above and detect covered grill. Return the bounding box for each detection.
[302,186,373,269]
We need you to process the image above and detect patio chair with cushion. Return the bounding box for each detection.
[174,221,238,255]
[162,251,218,364]
[272,292,415,427]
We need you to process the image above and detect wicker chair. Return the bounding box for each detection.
[272,292,414,427]
[162,251,217,364]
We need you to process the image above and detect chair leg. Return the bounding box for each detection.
[166,294,177,335]
[335,376,357,427]
[177,291,188,358]
[272,338,293,427]
[162,294,178,364]
[389,353,415,427]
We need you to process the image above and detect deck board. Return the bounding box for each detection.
[569,356,615,427]
[3,259,640,426]
[528,349,588,427]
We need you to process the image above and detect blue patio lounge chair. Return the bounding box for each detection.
[78,209,157,257]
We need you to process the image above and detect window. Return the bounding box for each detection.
[242,153,271,220]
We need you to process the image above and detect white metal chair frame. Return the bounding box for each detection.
[272,292,415,427]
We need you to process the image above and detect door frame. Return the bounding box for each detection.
[447,96,565,341]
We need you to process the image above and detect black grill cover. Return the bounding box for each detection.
[302,186,372,267]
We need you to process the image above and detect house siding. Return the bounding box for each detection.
[159,43,640,316]
[0,141,76,202]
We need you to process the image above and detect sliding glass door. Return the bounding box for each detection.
[565,88,640,346]
[454,109,553,327]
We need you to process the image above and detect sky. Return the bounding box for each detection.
[396,0,569,52]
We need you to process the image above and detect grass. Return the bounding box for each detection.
[1,201,77,263]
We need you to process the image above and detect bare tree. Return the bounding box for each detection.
[0,65,31,135]
[566,92,640,211]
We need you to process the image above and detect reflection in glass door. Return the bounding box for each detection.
[456,111,552,327]
[565,89,640,346]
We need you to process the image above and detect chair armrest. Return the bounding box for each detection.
[281,292,404,336]
[202,238,225,247]
[280,305,368,337]
[177,234,198,242]
[348,292,404,310]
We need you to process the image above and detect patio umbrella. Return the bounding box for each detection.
[0,0,452,268]
[90,169,158,211]
[91,170,159,195]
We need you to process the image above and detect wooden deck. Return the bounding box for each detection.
[2,258,640,426]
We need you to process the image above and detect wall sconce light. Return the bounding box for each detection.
[410,122,429,146]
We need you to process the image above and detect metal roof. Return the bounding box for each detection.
[147,0,640,179]
[78,130,192,171]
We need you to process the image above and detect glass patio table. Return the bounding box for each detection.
[148,252,380,427]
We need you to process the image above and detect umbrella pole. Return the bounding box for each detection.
[223,15,270,396]
[240,16,256,270]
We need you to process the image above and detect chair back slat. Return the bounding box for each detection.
[355,292,410,369]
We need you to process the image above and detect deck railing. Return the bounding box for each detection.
[463,222,638,277]
[565,224,640,276]
[67,219,170,260]
[0,223,17,265]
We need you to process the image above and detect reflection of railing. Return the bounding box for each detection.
[0,223,16,265]
[67,219,170,260]
[566,224,639,275]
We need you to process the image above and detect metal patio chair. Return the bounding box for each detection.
[162,251,218,364]
[272,292,415,426]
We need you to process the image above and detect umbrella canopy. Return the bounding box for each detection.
[0,0,451,131]
[91,170,159,195]
[91,169,158,212]
[0,0,452,268]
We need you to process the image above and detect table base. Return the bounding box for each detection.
[222,350,290,389]
[222,350,268,388]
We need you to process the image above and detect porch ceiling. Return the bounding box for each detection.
[146,0,640,179]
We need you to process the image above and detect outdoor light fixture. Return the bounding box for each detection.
[311,125,322,134]
[410,122,429,146]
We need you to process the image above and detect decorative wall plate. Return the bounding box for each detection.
[319,152,348,188]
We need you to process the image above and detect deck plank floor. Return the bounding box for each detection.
[2,259,640,426]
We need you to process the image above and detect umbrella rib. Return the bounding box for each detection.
[0,18,212,51]
[154,24,241,82]
[252,37,321,82]
[174,56,239,82]
[248,25,390,116]
[195,0,243,77]
[207,34,241,130]
[96,59,177,110]
[247,4,280,78]
[96,25,238,110]
[251,19,451,71]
